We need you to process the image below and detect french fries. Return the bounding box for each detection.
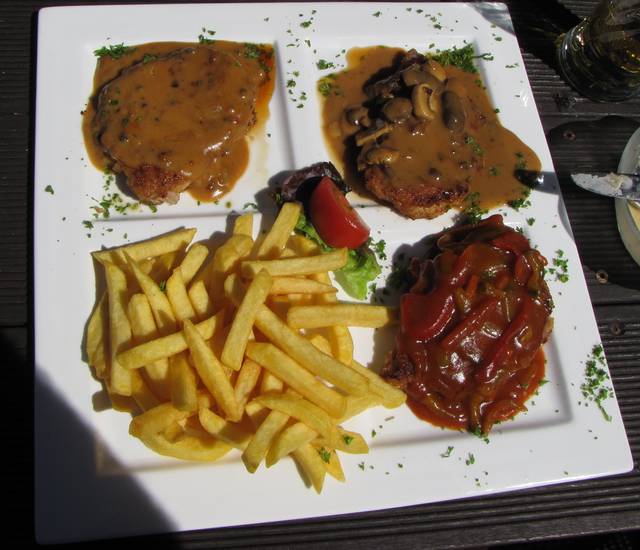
[85,207,405,492]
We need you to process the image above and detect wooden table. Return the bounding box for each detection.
[6,0,638,546]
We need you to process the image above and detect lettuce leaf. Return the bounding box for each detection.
[334,248,381,300]
[294,212,380,300]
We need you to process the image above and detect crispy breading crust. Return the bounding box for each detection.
[363,164,469,219]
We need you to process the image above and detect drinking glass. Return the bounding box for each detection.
[557,0,640,102]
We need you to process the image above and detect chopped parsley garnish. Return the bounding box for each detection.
[472,426,490,443]
[242,202,258,210]
[465,453,476,465]
[316,59,335,70]
[243,43,262,59]
[198,28,216,44]
[547,249,569,282]
[159,280,167,292]
[463,192,488,224]
[369,238,387,261]
[465,135,484,156]
[44,185,54,195]
[581,345,613,421]
[371,429,377,438]
[94,43,136,59]
[342,434,354,445]
[358,461,365,470]
[431,44,478,74]
[317,447,331,463]
[142,54,157,64]
[372,11,382,17]
[286,79,296,88]
[318,79,333,97]
[489,166,499,176]
[508,188,532,211]
[82,220,94,229]
[440,446,454,458]
[514,151,528,170]
[526,217,536,226]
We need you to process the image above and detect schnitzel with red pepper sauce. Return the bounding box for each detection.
[382,215,554,434]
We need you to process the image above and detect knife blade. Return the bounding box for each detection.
[571,172,640,200]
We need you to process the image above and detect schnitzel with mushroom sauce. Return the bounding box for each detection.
[320,46,540,219]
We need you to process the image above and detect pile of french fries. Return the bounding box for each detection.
[85,203,405,492]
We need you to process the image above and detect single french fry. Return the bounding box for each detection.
[117,310,225,369]
[146,251,181,285]
[242,409,289,473]
[269,277,337,295]
[339,393,383,423]
[291,443,326,493]
[233,213,254,237]
[198,408,252,450]
[188,279,214,320]
[254,306,368,396]
[130,370,161,411]
[127,293,171,399]
[241,248,348,278]
[209,234,254,298]
[162,421,184,442]
[183,319,241,421]
[139,432,232,462]
[260,370,284,393]
[221,269,272,371]
[349,360,407,409]
[279,248,297,258]
[125,252,177,335]
[178,243,208,286]
[166,268,196,323]
[288,304,395,329]
[93,228,196,266]
[316,428,369,454]
[129,401,195,439]
[315,446,345,482]
[235,359,262,412]
[86,292,109,379]
[169,352,198,411]
[252,393,340,448]
[246,343,346,418]
[105,262,133,396]
[256,202,302,259]
[265,422,318,467]
[286,234,320,256]
[307,333,332,355]
[310,273,354,365]
[245,400,270,429]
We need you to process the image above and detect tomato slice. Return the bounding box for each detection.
[308,176,370,248]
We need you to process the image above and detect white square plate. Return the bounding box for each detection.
[34,2,632,544]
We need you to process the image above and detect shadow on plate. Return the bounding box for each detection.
[35,367,175,544]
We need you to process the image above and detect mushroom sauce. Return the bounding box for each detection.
[83,41,274,203]
[320,46,541,212]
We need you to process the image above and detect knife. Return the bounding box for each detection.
[571,172,640,200]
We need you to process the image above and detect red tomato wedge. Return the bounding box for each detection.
[308,176,370,248]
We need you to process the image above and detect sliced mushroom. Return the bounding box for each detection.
[345,105,371,127]
[423,59,447,82]
[441,91,466,132]
[365,147,400,165]
[382,97,413,123]
[354,120,392,147]
[412,83,438,121]
[401,64,427,87]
